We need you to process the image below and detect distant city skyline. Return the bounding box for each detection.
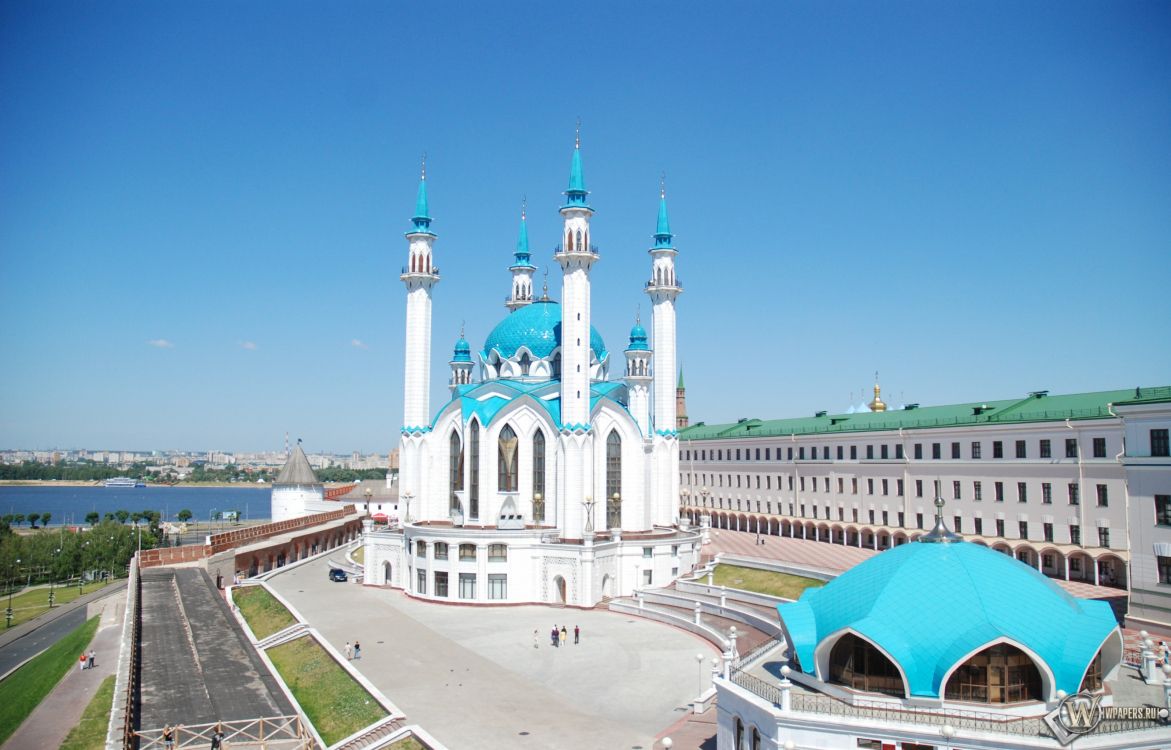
[2,2,1168,452]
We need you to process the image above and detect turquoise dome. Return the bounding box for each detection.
[480,300,607,363]
[778,540,1118,699]
[452,336,472,363]
[626,321,650,351]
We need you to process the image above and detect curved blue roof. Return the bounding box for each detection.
[451,336,472,363]
[627,321,650,351]
[480,300,607,362]
[778,540,1117,699]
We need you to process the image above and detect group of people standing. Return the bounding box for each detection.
[535,624,580,648]
[344,640,362,660]
[77,649,95,671]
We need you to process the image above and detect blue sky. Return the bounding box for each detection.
[1,1,1168,454]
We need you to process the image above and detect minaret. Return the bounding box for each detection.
[554,125,599,544]
[676,367,689,429]
[506,200,536,311]
[646,178,683,526]
[624,314,652,437]
[449,327,473,393]
[399,158,440,515]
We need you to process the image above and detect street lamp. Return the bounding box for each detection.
[533,492,543,524]
[401,490,414,524]
[699,486,709,507]
[696,652,705,695]
[364,487,373,516]
[6,558,19,628]
[610,492,621,529]
[48,548,61,608]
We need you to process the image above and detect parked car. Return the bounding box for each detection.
[328,568,348,582]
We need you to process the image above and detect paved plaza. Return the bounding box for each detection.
[268,557,721,750]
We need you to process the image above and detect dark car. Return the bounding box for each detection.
[328,568,348,582]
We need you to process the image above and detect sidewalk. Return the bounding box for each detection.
[2,590,126,750]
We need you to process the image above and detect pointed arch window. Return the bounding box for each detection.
[532,431,546,522]
[606,431,622,528]
[944,643,1042,703]
[576,229,583,252]
[498,425,518,492]
[469,421,480,519]
[449,431,463,514]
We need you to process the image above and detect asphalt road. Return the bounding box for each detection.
[0,606,86,677]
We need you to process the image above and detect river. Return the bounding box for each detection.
[0,485,273,526]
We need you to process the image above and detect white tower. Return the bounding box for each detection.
[399,160,440,512]
[623,315,653,438]
[505,201,536,311]
[554,130,599,540]
[646,180,682,525]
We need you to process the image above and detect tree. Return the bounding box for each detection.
[2,515,12,525]
[27,513,40,528]
[115,510,129,525]
[130,512,143,526]
[103,512,115,523]
[41,512,51,527]
[177,509,193,523]
[86,512,100,526]
[13,514,25,527]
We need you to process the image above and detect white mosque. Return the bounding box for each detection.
[362,135,702,606]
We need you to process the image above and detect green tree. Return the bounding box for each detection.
[177,509,193,523]
[2,515,12,525]
[13,514,25,527]
[41,512,51,527]
[85,512,100,526]
[103,512,115,522]
[27,513,40,528]
[114,510,129,525]
[129,513,142,526]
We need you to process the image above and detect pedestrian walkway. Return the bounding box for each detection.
[3,590,126,750]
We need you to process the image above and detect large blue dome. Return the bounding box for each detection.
[480,300,607,362]
[778,539,1119,699]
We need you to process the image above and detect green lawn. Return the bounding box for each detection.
[0,616,101,745]
[60,674,116,750]
[233,586,297,640]
[711,564,824,600]
[388,736,427,749]
[3,580,116,629]
[267,636,387,745]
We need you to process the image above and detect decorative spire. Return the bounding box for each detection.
[869,371,887,412]
[564,122,589,208]
[653,176,674,249]
[920,496,963,544]
[409,153,433,235]
[678,365,684,390]
[540,268,550,301]
[512,198,532,266]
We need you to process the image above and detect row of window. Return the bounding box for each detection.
[687,474,1110,507]
[414,541,509,561]
[685,435,1132,463]
[417,570,509,599]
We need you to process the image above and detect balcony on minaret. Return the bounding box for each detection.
[553,242,599,259]
[644,272,682,292]
[400,261,440,281]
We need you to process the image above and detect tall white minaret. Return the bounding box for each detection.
[505,200,536,311]
[554,127,599,542]
[399,159,440,511]
[623,314,652,438]
[646,178,682,525]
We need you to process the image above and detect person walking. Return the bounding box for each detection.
[551,626,559,648]
[162,725,176,750]
[79,652,88,672]
[344,642,353,660]
[210,722,225,750]
[574,625,580,645]
[559,626,567,647]
[88,649,96,670]
[354,640,361,659]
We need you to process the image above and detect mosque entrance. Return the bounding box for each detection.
[552,575,567,604]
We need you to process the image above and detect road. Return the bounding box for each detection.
[0,581,126,678]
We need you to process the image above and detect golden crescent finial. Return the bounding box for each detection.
[575,117,581,149]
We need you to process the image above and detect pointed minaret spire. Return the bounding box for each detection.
[506,198,537,311]
[564,121,590,209]
[410,153,434,236]
[654,174,674,249]
[676,364,688,429]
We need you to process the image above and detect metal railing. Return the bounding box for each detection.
[135,716,311,749]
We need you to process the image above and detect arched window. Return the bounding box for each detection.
[733,718,743,750]
[1080,650,1103,692]
[449,431,463,514]
[606,431,622,528]
[576,229,583,251]
[751,726,760,750]
[518,352,531,375]
[944,643,1042,703]
[829,633,905,697]
[532,431,546,522]
[498,425,518,492]
[469,421,480,519]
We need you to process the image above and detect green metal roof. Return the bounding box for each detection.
[680,386,1171,441]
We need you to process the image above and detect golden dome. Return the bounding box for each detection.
[869,381,887,412]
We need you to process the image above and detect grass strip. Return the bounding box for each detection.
[3,581,115,628]
[352,546,365,564]
[711,564,824,600]
[388,736,427,749]
[267,636,387,745]
[0,615,101,745]
[233,586,297,640]
[59,674,116,750]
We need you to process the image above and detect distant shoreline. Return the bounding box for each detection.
[0,480,272,488]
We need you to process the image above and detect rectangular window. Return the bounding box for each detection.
[1070,525,1081,545]
[915,479,923,498]
[1093,437,1106,458]
[953,480,961,500]
[993,441,1004,459]
[974,518,983,535]
[434,542,448,560]
[459,572,476,599]
[643,546,653,559]
[736,449,741,460]
[1153,429,1170,457]
[812,505,819,519]
[488,544,507,562]
[851,478,858,494]
[868,509,875,524]
[799,447,806,460]
[1019,521,1028,539]
[850,445,858,460]
[824,446,830,460]
[766,448,772,460]
[488,574,507,600]
[971,442,981,459]
[800,477,806,491]
[914,443,923,460]
[1096,484,1108,507]
[996,519,1005,537]
[1018,482,1027,503]
[995,481,1004,502]
[1016,440,1026,459]
[898,511,905,527]
[974,481,982,501]
[838,477,844,494]
[417,569,427,594]
[932,443,941,460]
[789,476,794,490]
[917,512,924,529]
[756,448,761,460]
[1042,483,1052,504]
[853,508,859,522]
[1040,439,1051,458]
[459,543,477,561]
[643,569,654,586]
[1044,523,1054,542]
[1069,483,1080,505]
[1066,438,1078,458]
[415,540,426,557]
[951,442,961,459]
[787,447,793,460]
[882,510,889,526]
[867,478,874,495]
[1157,495,1171,526]
[836,445,843,460]
[1098,527,1110,548]
[434,571,448,597]
[954,516,962,533]
[881,445,890,460]
[866,445,874,460]
[1158,556,1171,585]
[895,444,904,459]
[881,479,889,496]
[897,479,904,496]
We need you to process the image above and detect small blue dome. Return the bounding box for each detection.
[452,336,472,363]
[779,539,1118,699]
[627,322,650,351]
[480,300,607,363]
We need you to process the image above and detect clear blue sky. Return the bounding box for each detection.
[2,1,1168,454]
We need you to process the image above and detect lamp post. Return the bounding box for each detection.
[582,496,595,533]
[48,547,61,608]
[696,652,705,696]
[680,488,690,525]
[6,558,19,628]
[107,535,115,582]
[401,490,414,524]
[699,486,709,507]
[364,488,373,516]
[610,492,621,530]
[533,492,543,524]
